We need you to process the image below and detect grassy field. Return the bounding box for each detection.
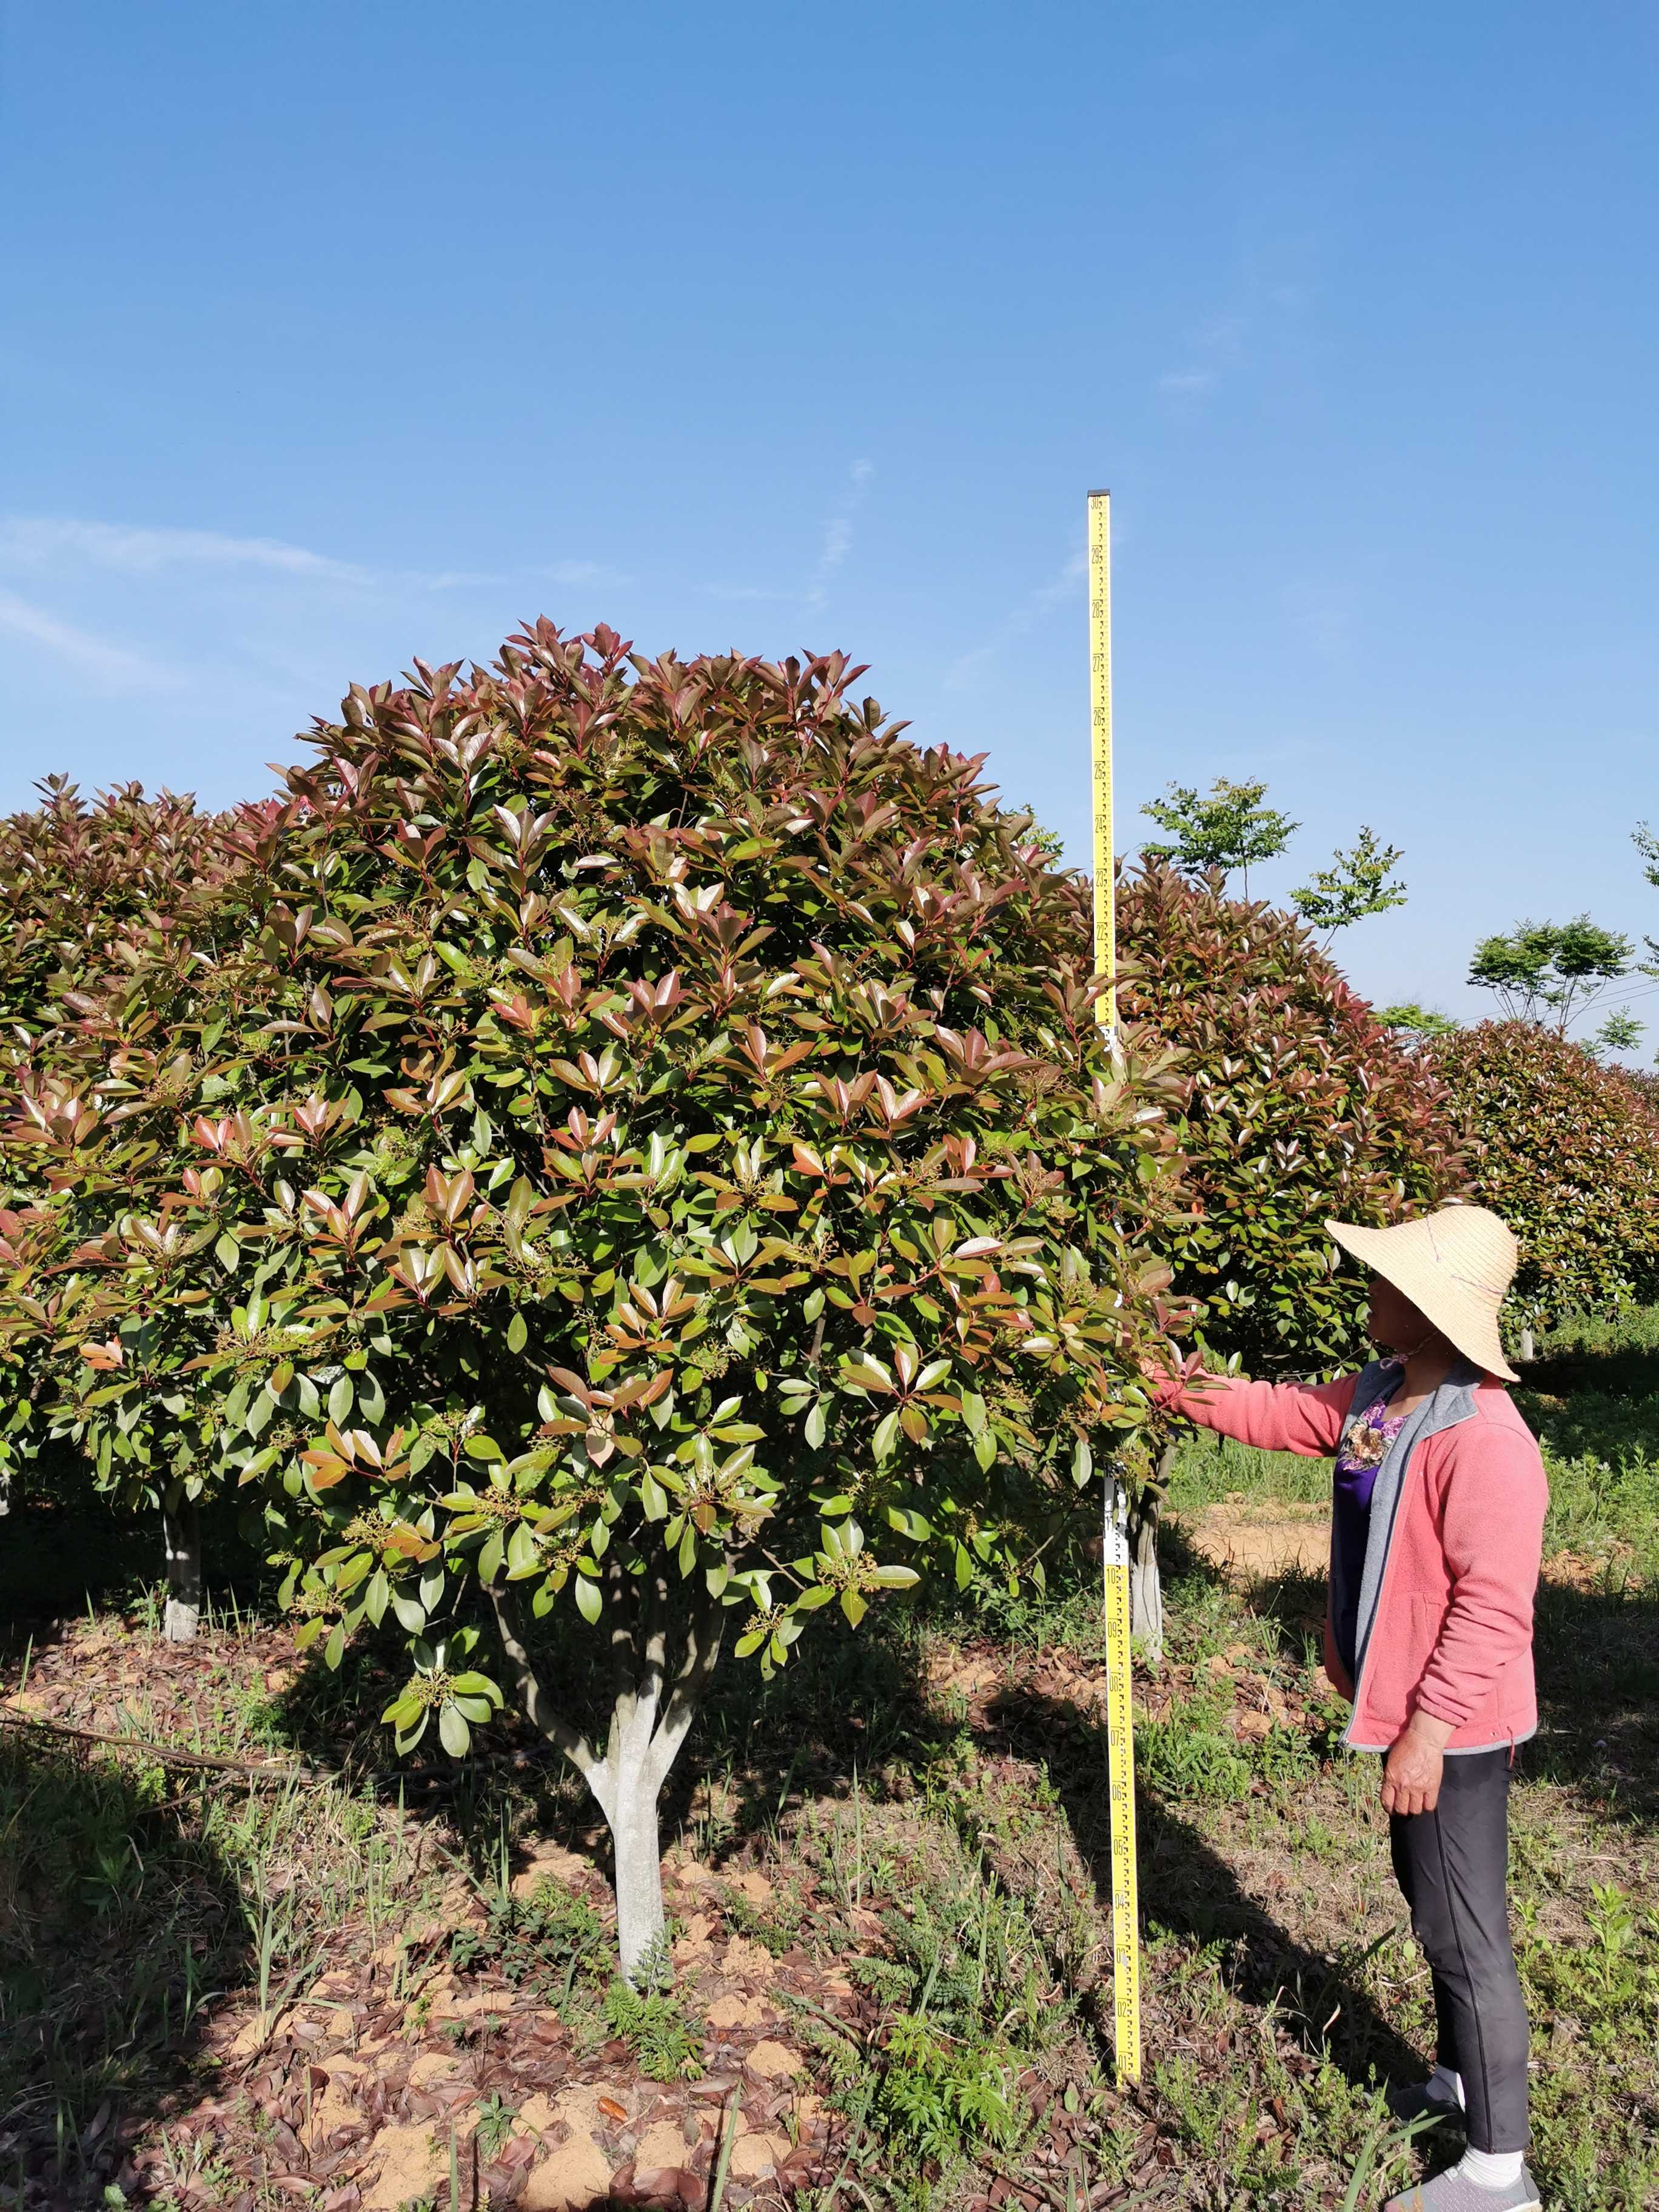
[1,1319,1657,2210]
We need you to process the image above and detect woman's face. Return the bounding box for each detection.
[1366,1274,1442,1358]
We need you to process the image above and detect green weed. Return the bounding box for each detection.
[603,1979,705,2081]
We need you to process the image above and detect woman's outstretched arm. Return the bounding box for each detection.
[1145,1355,1358,1458]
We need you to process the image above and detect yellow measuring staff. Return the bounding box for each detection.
[1087,488,1142,2086]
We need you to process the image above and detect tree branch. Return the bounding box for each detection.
[486,1578,605,1792]
[647,1589,725,1792]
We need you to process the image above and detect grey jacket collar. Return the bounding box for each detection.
[1342,1357,1483,1737]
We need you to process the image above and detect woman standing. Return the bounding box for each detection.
[1148,1205,1547,2212]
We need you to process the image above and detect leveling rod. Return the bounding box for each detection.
[1087,488,1141,2086]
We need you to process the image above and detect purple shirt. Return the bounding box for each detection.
[1331,1362,1407,1676]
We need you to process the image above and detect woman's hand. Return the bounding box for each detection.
[1381,1711,1456,1817]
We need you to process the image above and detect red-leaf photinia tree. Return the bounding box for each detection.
[3,625,1193,1976]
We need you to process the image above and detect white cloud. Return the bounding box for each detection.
[535,558,634,589]
[945,548,1087,690]
[0,517,619,598]
[805,458,874,608]
[0,589,177,689]
[1282,580,1355,659]
[1158,369,1217,395]
[0,517,372,585]
[701,460,876,612]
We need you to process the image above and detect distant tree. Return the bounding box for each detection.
[1377,1004,1460,1039]
[1631,823,1659,974]
[1012,805,1066,865]
[1587,1008,1645,1062]
[1292,826,1407,946]
[1429,1022,1659,1323]
[1141,777,1298,897]
[1467,917,1633,1037]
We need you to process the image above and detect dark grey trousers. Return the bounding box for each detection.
[1388,1746,1529,2154]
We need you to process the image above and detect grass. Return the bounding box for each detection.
[1,1315,1657,2204]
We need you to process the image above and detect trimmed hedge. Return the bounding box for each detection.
[1428,1021,1659,1322]
[1117,862,1464,1373]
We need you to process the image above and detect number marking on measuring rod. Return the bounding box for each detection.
[1088,488,1141,2086]
[1087,489,1117,1049]
[1102,1479,1141,2082]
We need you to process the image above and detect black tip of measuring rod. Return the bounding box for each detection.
[1088,487,1111,498]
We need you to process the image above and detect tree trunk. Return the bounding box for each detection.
[1517,1327,1536,1365]
[488,1571,724,1985]
[163,1501,202,1644]
[608,1757,668,1982]
[1128,1443,1176,1667]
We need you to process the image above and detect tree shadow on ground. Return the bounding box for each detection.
[0,1477,272,1634]
[1529,1577,1659,1831]
[0,1728,250,2208]
[982,1680,1429,2099]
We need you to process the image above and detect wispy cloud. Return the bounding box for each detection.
[1282,579,1354,660]
[944,548,1087,691]
[0,517,620,598]
[535,558,634,589]
[1156,309,1247,408]
[0,517,373,585]
[703,460,875,611]
[805,458,874,608]
[0,589,177,689]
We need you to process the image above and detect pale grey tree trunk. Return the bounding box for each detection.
[162,1501,202,1644]
[488,1566,724,1985]
[1128,1443,1176,1667]
[1517,1327,1536,1364]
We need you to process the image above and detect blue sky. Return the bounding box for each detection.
[2,2,1655,1041]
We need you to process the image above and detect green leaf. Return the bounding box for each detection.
[804,1401,826,1450]
[329,1373,355,1425]
[478,1527,506,1585]
[324,1621,346,1671]
[448,1670,503,1705]
[839,1587,868,1627]
[438,1702,472,1758]
[390,1590,427,1635]
[507,1311,529,1354]
[465,1435,504,1461]
[363,1567,389,1626]
[574,1574,603,1626]
[215,1232,240,1272]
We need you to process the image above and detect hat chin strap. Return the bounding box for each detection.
[1390,1327,1446,1363]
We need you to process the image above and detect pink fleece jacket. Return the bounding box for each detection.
[1159,1368,1547,1753]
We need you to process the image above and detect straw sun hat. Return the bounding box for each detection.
[1325,1204,1521,1383]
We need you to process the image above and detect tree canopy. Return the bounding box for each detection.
[0,623,1193,1974]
